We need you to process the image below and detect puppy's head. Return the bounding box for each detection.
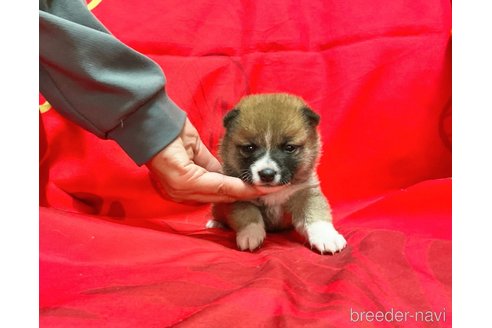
[219,93,321,186]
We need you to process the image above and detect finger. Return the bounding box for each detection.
[150,165,237,202]
[193,138,223,173]
[155,190,236,204]
[253,185,288,194]
[171,193,238,203]
[190,172,275,200]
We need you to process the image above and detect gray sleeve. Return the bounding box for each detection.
[39,0,186,166]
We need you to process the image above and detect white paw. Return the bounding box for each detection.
[236,223,266,251]
[305,221,347,254]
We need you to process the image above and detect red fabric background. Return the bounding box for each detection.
[39,0,452,327]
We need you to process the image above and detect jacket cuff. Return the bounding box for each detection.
[108,92,186,166]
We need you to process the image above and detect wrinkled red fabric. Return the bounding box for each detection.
[39,0,451,327]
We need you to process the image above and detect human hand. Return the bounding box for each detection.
[146,118,281,203]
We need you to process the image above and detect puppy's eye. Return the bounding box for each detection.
[283,144,298,153]
[240,144,257,154]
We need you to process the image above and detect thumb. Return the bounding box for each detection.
[193,138,223,173]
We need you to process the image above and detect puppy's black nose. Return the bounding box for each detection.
[258,168,276,183]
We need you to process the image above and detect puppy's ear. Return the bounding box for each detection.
[223,109,240,129]
[302,107,320,127]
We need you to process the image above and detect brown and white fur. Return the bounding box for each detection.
[211,94,346,254]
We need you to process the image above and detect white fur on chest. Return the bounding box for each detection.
[257,177,319,228]
[259,184,303,207]
[262,186,299,226]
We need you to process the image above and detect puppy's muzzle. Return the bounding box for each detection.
[258,168,276,183]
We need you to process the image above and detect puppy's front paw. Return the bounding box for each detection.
[236,223,266,251]
[306,221,347,254]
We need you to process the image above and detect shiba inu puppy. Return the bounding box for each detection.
[211,94,346,254]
